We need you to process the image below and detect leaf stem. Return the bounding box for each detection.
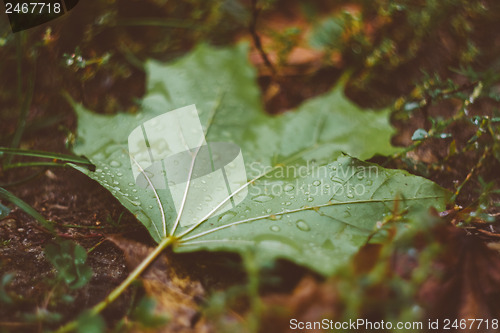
[54,235,177,333]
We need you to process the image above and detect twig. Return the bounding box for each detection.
[249,0,277,77]
[451,147,490,202]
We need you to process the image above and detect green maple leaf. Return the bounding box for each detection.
[70,43,448,275]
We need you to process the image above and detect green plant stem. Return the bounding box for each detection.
[48,221,104,230]
[87,238,106,253]
[54,236,177,333]
[243,251,262,333]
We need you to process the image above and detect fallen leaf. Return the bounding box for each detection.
[108,236,207,333]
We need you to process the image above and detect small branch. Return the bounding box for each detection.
[249,0,277,77]
[451,147,490,202]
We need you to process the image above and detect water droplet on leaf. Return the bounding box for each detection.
[296,220,310,231]
[252,194,273,203]
[218,212,236,223]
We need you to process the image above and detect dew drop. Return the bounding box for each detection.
[285,201,291,206]
[296,220,310,231]
[284,184,294,192]
[128,182,135,186]
[307,197,314,202]
[110,160,121,167]
[134,210,151,225]
[204,195,213,202]
[116,172,123,177]
[346,192,354,199]
[252,194,273,203]
[218,212,236,223]
[0,204,11,219]
[366,180,373,186]
[312,180,321,186]
[270,225,280,232]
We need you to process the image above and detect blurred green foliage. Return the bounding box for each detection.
[44,240,92,289]
[0,0,247,120]
[305,0,500,106]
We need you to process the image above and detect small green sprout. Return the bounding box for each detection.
[44,240,93,289]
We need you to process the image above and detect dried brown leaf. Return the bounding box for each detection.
[108,236,208,333]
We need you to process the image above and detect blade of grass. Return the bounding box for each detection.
[3,161,71,170]
[0,147,94,166]
[6,31,36,166]
[0,169,45,188]
[0,187,53,231]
